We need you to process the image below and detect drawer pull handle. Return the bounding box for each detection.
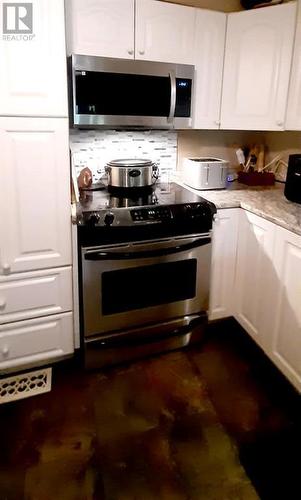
[0,298,6,309]
[2,346,9,357]
[2,263,11,273]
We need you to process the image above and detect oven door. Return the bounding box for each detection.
[81,234,211,338]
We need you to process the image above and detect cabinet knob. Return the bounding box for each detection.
[0,298,6,309]
[2,263,11,274]
[138,50,145,55]
[127,49,134,55]
[2,346,9,357]
[215,120,221,126]
[276,121,283,127]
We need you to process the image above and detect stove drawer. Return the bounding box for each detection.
[0,267,72,324]
[0,313,74,370]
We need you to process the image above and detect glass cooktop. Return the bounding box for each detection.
[78,182,205,213]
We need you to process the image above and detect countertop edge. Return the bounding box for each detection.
[176,181,301,237]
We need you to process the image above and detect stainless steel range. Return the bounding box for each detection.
[77,182,216,369]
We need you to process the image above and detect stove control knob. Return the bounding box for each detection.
[104,212,115,226]
[88,213,100,225]
[184,204,193,217]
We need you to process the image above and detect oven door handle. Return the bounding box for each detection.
[84,236,211,261]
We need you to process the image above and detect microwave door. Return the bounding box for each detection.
[70,55,194,128]
[73,70,173,128]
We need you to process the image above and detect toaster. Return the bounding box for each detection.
[183,157,229,190]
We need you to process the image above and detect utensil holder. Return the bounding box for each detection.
[238,171,275,186]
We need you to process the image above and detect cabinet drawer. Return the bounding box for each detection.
[0,267,72,324]
[0,313,74,370]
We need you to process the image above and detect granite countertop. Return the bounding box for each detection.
[177,181,301,236]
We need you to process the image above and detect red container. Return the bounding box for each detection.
[238,171,275,186]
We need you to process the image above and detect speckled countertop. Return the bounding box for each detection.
[177,180,301,236]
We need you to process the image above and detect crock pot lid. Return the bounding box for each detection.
[107,158,154,168]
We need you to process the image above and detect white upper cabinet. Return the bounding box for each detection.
[286,1,301,130]
[269,227,301,391]
[0,0,68,117]
[65,0,135,59]
[135,0,195,64]
[0,117,72,275]
[193,10,226,129]
[235,211,276,347]
[221,2,297,131]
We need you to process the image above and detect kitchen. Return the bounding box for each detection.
[1,0,301,498]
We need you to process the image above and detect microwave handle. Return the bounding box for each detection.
[84,236,211,261]
[167,71,176,124]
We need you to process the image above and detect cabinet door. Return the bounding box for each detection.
[0,117,72,275]
[65,0,135,59]
[193,10,226,129]
[270,227,301,391]
[286,1,301,130]
[0,0,67,117]
[135,0,195,64]
[235,211,275,347]
[0,313,74,372]
[209,209,239,320]
[221,3,296,131]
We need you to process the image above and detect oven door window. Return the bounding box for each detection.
[102,259,197,315]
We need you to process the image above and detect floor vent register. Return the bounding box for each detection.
[0,368,52,404]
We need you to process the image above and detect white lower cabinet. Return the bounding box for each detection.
[234,211,276,348]
[230,210,301,393]
[268,227,301,391]
[0,267,72,324]
[0,116,74,372]
[209,209,239,320]
[0,313,74,372]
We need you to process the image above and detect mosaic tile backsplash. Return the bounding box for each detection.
[70,130,178,182]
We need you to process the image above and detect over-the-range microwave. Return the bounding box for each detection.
[68,54,194,129]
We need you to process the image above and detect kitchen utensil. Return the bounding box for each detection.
[77,167,93,189]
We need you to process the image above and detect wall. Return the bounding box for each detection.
[177,129,265,173]
[264,131,301,180]
[177,130,301,181]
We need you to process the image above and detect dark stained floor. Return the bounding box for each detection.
[0,320,300,500]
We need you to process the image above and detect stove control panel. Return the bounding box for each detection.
[131,207,172,222]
